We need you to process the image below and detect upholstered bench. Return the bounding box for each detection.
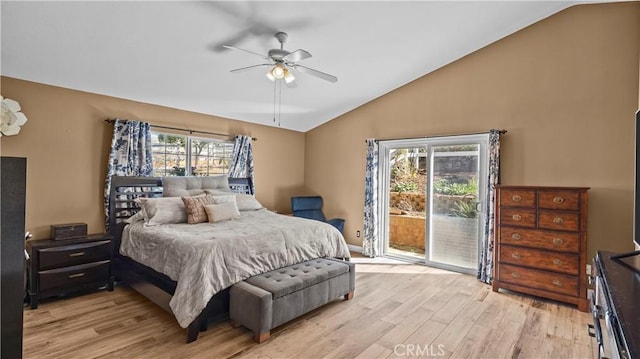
[229,258,355,343]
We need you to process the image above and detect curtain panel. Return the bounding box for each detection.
[363,139,379,257]
[478,129,501,283]
[228,135,256,195]
[103,119,153,229]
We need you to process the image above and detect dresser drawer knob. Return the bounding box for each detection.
[511,272,520,279]
[553,196,564,204]
[68,252,85,257]
[511,253,521,260]
[552,217,564,225]
[552,279,562,287]
[552,259,563,266]
[552,238,564,246]
[511,233,522,240]
[512,214,522,221]
[68,273,85,279]
[512,195,522,202]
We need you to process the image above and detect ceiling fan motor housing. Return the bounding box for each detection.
[268,48,290,61]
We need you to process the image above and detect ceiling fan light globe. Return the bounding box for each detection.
[284,69,295,84]
[272,65,285,79]
[266,71,276,81]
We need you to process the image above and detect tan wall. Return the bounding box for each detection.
[305,2,640,261]
[0,77,306,239]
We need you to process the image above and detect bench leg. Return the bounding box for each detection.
[344,291,354,300]
[229,320,242,328]
[255,331,270,343]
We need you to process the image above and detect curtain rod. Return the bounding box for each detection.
[104,119,257,141]
[364,129,507,143]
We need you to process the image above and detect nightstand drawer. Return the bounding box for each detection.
[39,240,111,270]
[38,260,110,292]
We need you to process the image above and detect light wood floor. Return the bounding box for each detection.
[23,257,594,359]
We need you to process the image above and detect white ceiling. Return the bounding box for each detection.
[1,1,602,132]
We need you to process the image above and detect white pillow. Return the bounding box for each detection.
[235,194,263,211]
[204,202,241,223]
[211,194,262,211]
[134,197,187,226]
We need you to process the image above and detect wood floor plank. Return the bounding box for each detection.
[23,260,594,359]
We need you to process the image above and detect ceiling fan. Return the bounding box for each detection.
[224,32,338,87]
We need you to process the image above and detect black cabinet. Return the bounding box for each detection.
[27,234,114,309]
[1,157,26,359]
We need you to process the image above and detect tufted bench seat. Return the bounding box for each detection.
[229,258,355,343]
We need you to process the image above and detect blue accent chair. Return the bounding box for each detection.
[291,196,345,233]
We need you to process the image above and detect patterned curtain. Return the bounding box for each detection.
[228,135,255,195]
[363,139,379,257]
[478,129,502,283]
[103,119,153,229]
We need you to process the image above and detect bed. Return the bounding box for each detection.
[107,175,350,343]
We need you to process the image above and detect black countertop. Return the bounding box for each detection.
[596,251,640,359]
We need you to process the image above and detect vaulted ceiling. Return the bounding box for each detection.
[1,1,606,132]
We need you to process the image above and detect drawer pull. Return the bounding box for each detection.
[552,279,562,287]
[552,238,564,246]
[511,253,522,260]
[68,273,85,279]
[552,217,564,225]
[511,272,520,279]
[552,259,563,266]
[553,196,564,204]
[511,233,522,240]
[512,214,522,221]
[68,252,85,257]
[512,195,522,202]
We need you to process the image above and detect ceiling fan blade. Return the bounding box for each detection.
[283,49,312,63]
[294,65,338,83]
[230,64,272,73]
[223,45,270,60]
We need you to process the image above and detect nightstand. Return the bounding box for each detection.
[27,233,114,309]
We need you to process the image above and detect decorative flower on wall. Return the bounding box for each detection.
[1,96,28,136]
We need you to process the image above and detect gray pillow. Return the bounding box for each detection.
[134,197,187,226]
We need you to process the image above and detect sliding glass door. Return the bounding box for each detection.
[379,134,488,274]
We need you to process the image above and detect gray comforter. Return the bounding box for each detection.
[120,209,351,328]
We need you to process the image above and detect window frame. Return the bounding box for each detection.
[151,131,234,177]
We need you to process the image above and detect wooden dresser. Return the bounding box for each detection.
[493,185,589,311]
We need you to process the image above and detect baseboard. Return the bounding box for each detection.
[348,244,363,253]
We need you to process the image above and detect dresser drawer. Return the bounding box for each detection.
[499,245,579,275]
[538,211,580,232]
[499,264,578,297]
[38,240,111,270]
[538,190,580,211]
[500,208,536,228]
[38,260,110,292]
[499,227,580,253]
[500,189,536,208]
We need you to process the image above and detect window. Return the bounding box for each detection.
[151,132,234,177]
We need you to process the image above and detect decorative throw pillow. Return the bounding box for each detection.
[211,195,236,205]
[134,197,187,226]
[181,194,216,224]
[204,202,241,223]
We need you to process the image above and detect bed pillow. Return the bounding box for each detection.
[181,194,216,224]
[211,194,263,211]
[204,202,241,223]
[134,197,187,226]
[235,194,263,211]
